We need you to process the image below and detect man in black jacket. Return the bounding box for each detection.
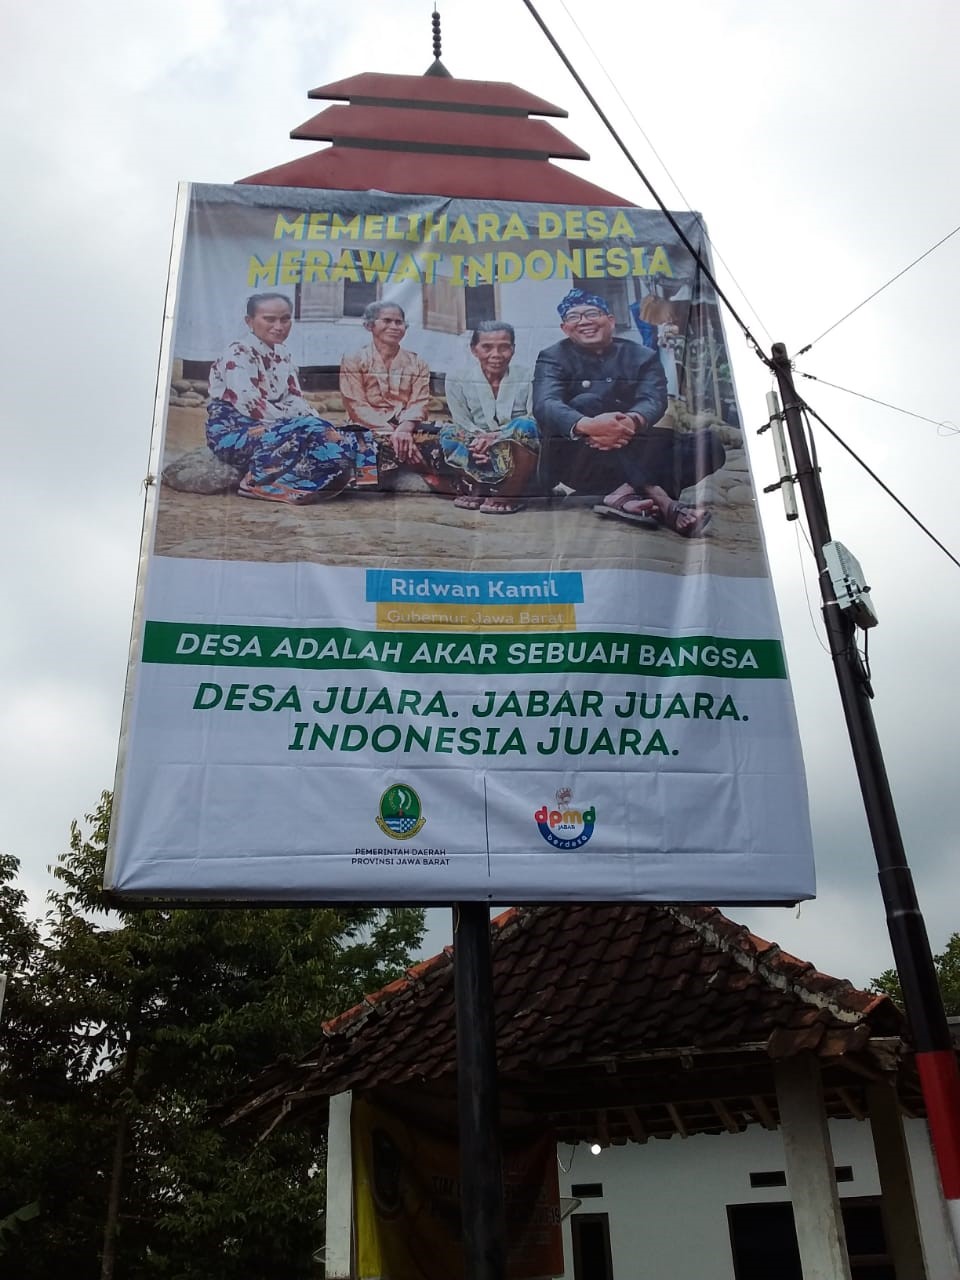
[533,289,724,536]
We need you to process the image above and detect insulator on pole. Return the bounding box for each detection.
[432,9,442,61]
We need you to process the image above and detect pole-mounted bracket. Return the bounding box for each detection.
[758,390,799,520]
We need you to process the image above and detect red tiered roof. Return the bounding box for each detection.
[290,104,589,161]
[240,69,628,204]
[307,71,568,116]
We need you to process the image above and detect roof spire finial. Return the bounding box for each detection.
[424,6,451,77]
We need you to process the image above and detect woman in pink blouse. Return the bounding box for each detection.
[206,293,376,504]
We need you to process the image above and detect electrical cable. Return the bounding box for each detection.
[525,0,959,573]
[554,0,775,346]
[793,519,831,656]
[795,220,960,356]
[796,371,958,436]
[519,0,773,372]
[800,402,960,572]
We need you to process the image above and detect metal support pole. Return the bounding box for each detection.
[770,342,960,1246]
[453,902,506,1280]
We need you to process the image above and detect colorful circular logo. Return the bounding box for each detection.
[376,783,426,841]
[534,788,596,849]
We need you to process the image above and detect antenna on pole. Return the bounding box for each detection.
[425,6,452,77]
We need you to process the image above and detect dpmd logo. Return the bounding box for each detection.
[376,784,426,840]
[534,787,596,850]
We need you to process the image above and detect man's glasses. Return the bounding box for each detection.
[563,308,608,324]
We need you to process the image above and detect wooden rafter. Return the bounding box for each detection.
[665,1103,688,1139]
[750,1094,778,1130]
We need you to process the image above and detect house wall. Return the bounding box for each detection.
[556,1117,958,1279]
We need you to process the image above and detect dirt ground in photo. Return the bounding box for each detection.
[154,407,768,577]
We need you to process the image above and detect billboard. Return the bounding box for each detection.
[104,182,813,903]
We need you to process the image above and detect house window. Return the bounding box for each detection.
[570,1213,613,1280]
[296,262,380,322]
[465,283,497,331]
[727,1198,893,1280]
[422,279,499,335]
[343,277,379,317]
[422,276,465,334]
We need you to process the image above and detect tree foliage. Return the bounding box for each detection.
[0,793,424,1278]
[871,933,960,1017]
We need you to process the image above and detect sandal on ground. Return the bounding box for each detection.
[454,494,486,510]
[593,490,659,527]
[657,500,712,537]
[479,498,526,515]
[312,468,354,501]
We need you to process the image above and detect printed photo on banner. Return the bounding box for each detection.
[157,185,762,577]
[104,182,813,906]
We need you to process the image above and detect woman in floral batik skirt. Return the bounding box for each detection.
[206,292,377,504]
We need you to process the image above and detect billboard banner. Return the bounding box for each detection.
[353,1096,562,1280]
[105,182,814,903]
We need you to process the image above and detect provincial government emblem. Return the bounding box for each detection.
[376,783,426,840]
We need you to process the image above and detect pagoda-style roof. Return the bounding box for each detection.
[227,903,915,1145]
[240,69,628,204]
[307,71,568,117]
[290,104,589,161]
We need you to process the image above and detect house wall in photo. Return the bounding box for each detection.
[557,1118,957,1279]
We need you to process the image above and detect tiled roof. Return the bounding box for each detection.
[289,104,590,160]
[240,66,628,204]
[228,904,910,1142]
[306,72,569,117]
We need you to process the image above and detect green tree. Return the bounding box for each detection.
[871,933,960,1017]
[0,793,424,1278]
[0,853,47,1254]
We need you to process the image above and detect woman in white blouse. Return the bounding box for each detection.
[440,321,539,515]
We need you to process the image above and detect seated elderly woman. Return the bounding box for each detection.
[440,321,539,515]
[339,300,441,486]
[206,293,375,504]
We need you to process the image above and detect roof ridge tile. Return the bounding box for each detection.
[665,906,884,1025]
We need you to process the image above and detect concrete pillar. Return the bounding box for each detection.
[325,1090,353,1279]
[775,1054,852,1280]
[867,1080,928,1279]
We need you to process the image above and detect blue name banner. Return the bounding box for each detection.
[365,569,585,606]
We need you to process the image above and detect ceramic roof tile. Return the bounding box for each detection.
[231,903,908,1124]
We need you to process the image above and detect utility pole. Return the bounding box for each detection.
[453,903,506,1280]
[769,342,960,1249]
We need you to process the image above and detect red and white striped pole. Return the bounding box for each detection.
[917,1052,960,1241]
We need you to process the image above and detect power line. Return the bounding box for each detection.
[554,0,775,346]
[524,0,959,572]
[800,401,960,572]
[795,220,960,357]
[797,371,958,436]
[519,0,773,372]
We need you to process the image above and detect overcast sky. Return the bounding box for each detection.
[3,0,958,987]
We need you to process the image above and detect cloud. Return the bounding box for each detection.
[4,0,959,995]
